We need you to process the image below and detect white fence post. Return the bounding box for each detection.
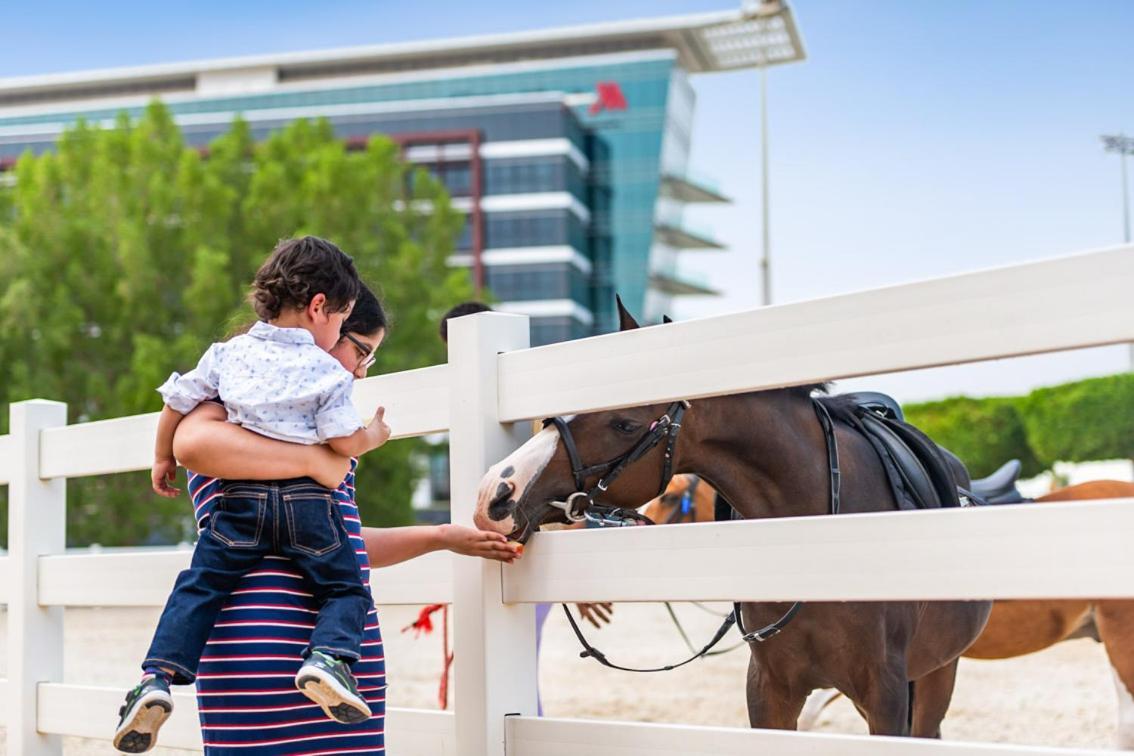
[448,312,536,756]
[7,400,67,756]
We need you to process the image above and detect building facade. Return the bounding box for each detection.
[0,3,803,344]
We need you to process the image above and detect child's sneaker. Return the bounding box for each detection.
[113,675,173,753]
[295,650,371,724]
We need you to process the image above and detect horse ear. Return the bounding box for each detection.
[662,315,673,324]
[615,295,640,331]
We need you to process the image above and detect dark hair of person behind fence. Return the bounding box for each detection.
[341,283,388,338]
[250,236,361,321]
[439,301,494,343]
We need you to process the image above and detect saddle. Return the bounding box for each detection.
[821,392,964,511]
[969,459,1027,505]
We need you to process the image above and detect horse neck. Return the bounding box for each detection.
[677,391,831,519]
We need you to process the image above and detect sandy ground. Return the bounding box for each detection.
[0,603,1119,754]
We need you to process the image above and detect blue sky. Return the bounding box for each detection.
[5,0,1133,401]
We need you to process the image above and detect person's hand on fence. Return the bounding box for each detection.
[151,457,180,497]
[576,602,614,628]
[439,523,522,563]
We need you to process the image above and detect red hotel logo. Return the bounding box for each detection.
[589,82,628,115]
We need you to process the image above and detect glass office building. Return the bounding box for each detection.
[0,3,804,344]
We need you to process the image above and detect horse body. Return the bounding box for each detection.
[474,302,991,738]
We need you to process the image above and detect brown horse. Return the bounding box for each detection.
[774,479,1134,747]
[475,301,992,738]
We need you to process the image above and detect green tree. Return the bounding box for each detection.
[0,102,471,546]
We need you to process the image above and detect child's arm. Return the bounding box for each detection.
[317,370,390,457]
[152,343,223,497]
[152,405,187,497]
[326,407,391,458]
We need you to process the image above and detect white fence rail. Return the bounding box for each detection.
[3,244,1133,755]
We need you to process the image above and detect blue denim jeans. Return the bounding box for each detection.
[143,478,371,684]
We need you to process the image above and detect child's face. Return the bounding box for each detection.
[306,294,354,352]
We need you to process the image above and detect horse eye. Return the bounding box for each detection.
[612,419,639,434]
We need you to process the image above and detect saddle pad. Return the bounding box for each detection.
[822,396,963,510]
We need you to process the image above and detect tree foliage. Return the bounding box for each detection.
[1019,373,1134,466]
[0,102,471,547]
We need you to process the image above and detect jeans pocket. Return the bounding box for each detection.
[283,492,342,557]
[209,489,267,549]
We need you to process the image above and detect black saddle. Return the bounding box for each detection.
[821,392,963,511]
[969,459,1028,505]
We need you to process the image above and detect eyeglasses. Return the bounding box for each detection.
[342,333,377,372]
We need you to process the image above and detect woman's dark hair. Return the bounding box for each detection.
[250,236,360,320]
[439,301,493,343]
[342,283,388,338]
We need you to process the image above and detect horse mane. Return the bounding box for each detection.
[783,382,832,399]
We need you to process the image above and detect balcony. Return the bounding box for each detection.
[659,171,730,204]
[654,220,725,250]
[649,264,719,296]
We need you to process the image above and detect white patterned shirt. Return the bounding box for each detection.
[158,321,364,445]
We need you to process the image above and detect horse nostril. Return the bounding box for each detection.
[488,480,517,520]
[494,480,514,501]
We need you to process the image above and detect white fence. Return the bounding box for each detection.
[2,243,1133,755]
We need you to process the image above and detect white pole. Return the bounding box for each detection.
[448,312,536,756]
[1121,138,1130,245]
[7,400,67,756]
[759,64,772,307]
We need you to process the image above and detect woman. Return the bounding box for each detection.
[171,285,518,754]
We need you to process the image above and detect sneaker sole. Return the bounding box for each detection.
[296,669,371,724]
[113,691,173,753]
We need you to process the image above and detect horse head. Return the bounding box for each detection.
[473,297,680,541]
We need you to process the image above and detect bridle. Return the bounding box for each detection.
[556,395,845,672]
[541,400,689,526]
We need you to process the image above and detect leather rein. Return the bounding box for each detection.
[547,396,844,673]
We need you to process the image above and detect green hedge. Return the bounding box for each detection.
[904,372,1134,480]
[1019,373,1134,465]
[905,396,1046,479]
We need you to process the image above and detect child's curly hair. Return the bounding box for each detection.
[251,236,361,320]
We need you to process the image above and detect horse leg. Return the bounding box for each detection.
[746,654,807,730]
[854,668,911,736]
[909,659,959,739]
[1095,601,1134,749]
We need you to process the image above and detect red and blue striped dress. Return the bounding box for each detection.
[188,460,386,754]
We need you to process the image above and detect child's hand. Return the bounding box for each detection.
[439,524,522,563]
[369,407,391,448]
[152,457,180,497]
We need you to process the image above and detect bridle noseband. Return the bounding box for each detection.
[542,400,690,524]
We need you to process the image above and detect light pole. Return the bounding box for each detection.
[703,0,805,307]
[1101,133,1133,244]
[1100,133,1134,373]
[759,64,772,306]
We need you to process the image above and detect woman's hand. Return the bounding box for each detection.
[439,523,522,563]
[576,602,615,628]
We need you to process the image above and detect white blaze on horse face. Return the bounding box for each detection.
[474,419,570,534]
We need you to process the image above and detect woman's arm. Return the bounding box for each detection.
[362,524,520,568]
[173,403,352,488]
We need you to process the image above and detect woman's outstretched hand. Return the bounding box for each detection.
[439,524,522,563]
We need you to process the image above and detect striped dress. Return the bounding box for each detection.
[188,460,386,754]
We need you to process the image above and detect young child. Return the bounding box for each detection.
[114,236,390,753]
